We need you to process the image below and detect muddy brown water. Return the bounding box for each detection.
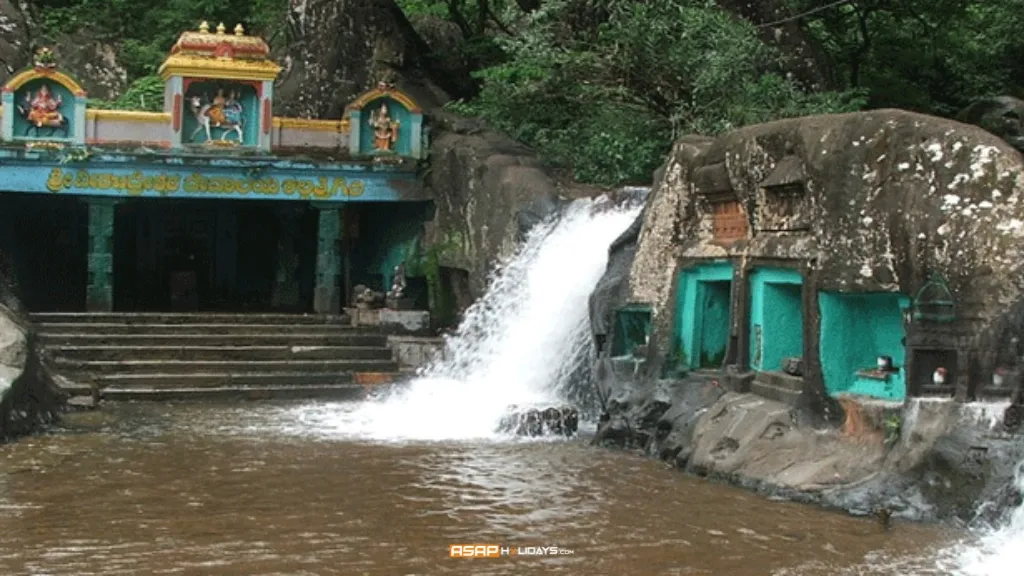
[0,402,966,575]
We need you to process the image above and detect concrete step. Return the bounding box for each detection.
[38,332,390,347]
[750,381,803,407]
[98,384,375,402]
[54,358,399,376]
[53,345,393,362]
[77,370,407,390]
[35,322,366,336]
[31,312,352,326]
[754,370,804,392]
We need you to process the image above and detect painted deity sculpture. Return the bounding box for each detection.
[369,102,400,152]
[19,83,67,136]
[188,90,244,143]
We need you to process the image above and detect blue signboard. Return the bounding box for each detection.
[0,156,422,202]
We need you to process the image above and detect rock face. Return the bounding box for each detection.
[49,31,128,101]
[957,96,1024,153]
[424,113,562,298]
[275,0,463,117]
[0,0,30,85]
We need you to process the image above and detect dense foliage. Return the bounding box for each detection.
[28,0,1024,186]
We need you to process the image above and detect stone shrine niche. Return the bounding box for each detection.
[346,82,425,159]
[756,155,812,232]
[182,80,260,147]
[1,48,87,144]
[693,161,748,245]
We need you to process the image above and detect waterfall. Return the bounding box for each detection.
[939,462,1024,575]
[299,196,642,442]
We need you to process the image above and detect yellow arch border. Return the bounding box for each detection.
[346,86,422,114]
[3,68,87,96]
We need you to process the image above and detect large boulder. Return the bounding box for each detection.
[424,113,563,298]
[588,108,1024,522]
[627,109,1024,394]
[0,286,64,442]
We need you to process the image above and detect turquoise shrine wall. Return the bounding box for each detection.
[748,268,803,371]
[818,292,910,401]
[676,262,734,370]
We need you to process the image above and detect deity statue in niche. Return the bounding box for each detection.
[369,102,400,152]
[18,83,67,137]
[188,87,244,143]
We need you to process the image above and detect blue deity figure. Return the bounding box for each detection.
[224,90,243,125]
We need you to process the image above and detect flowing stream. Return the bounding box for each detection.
[0,196,1020,574]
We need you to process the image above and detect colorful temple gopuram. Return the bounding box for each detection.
[0,23,433,315]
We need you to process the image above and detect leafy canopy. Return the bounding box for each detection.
[449,0,863,185]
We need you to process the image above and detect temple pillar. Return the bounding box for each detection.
[272,205,303,311]
[85,197,118,312]
[313,204,342,315]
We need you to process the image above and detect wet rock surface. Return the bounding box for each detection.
[498,405,579,437]
[592,373,1024,523]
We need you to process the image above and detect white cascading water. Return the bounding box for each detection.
[940,464,1024,575]
[304,197,641,442]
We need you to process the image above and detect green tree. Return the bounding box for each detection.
[451,0,863,185]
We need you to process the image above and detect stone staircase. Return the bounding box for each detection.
[749,370,804,407]
[32,312,404,401]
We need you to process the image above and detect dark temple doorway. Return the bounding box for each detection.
[113,198,317,312]
[0,194,89,312]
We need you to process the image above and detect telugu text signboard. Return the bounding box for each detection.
[0,163,418,202]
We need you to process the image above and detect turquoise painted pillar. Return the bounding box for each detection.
[1,91,14,141]
[313,204,342,314]
[348,110,363,154]
[258,79,274,151]
[85,197,118,312]
[164,76,184,149]
[409,114,423,159]
[72,95,87,145]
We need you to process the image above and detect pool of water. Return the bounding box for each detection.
[0,401,968,575]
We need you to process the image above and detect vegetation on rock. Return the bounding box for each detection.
[25,0,1024,185]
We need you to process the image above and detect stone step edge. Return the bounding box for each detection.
[753,370,804,392]
[31,312,352,322]
[93,385,380,402]
[35,322,368,331]
[52,359,398,367]
[749,381,803,406]
[48,344,392,352]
